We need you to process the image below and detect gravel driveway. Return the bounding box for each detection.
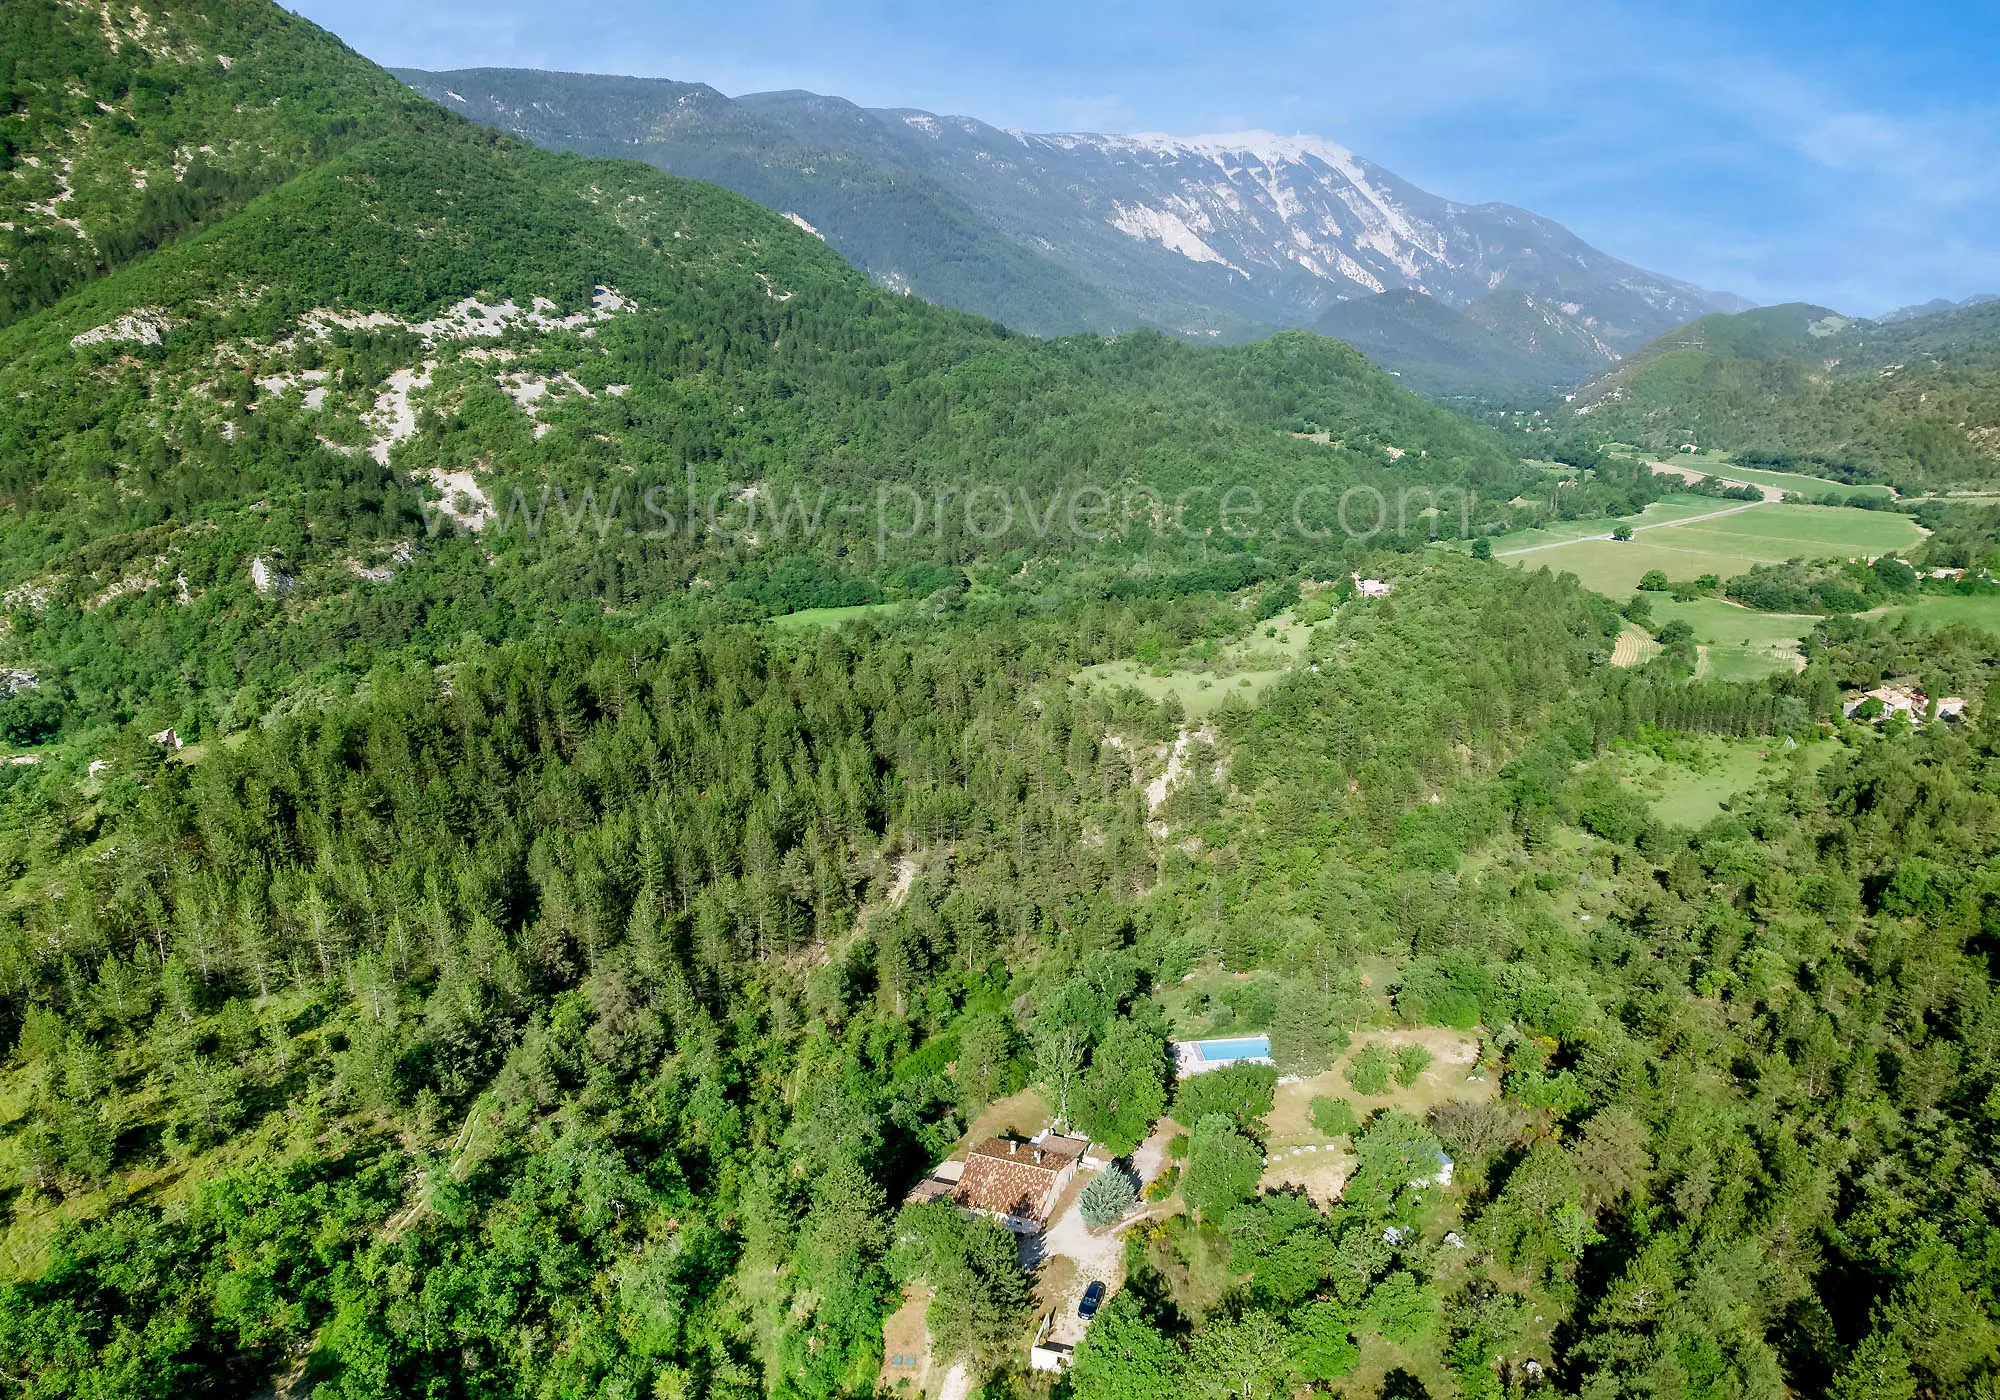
[1021,1166,1141,1347]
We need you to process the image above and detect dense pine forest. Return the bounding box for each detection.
[4,4,2000,1400]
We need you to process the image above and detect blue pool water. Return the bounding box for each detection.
[1197,1036,1271,1061]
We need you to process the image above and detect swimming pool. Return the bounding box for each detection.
[1197,1036,1272,1062]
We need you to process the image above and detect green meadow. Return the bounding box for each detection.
[1881,592,2000,639]
[765,602,909,630]
[1631,444,1898,502]
[1486,493,1738,553]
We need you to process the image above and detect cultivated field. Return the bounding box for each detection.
[1649,458,1897,502]
[1494,501,1924,596]
[1485,493,1739,553]
[1609,622,1662,667]
[1644,597,1819,680]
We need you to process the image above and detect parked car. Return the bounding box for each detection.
[1079,1281,1106,1319]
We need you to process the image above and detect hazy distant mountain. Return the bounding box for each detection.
[395,67,1749,376]
[1878,293,1999,324]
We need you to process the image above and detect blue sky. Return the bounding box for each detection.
[298,0,2000,316]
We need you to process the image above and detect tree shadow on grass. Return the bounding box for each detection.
[1379,1368,1433,1400]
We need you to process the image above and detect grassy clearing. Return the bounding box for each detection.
[1264,1029,1488,1152]
[877,1287,933,1396]
[1499,502,1924,596]
[961,1088,1052,1151]
[1259,1029,1489,1207]
[1156,967,1283,1037]
[765,602,906,630]
[1073,607,1316,718]
[1604,734,1839,829]
[1485,493,1733,552]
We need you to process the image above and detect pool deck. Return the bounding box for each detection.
[1173,1037,1276,1078]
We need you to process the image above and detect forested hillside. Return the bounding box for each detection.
[1570,301,2000,488]
[0,0,1540,750]
[4,5,2000,1400]
[1314,291,1616,402]
[0,0,446,325]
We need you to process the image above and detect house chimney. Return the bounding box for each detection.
[1034,1148,1044,1164]
[1008,1141,1017,1155]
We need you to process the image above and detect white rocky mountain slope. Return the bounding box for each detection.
[864,119,1746,346]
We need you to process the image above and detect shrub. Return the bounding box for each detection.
[1310,1096,1358,1136]
[1079,1168,1139,1227]
[1394,1045,1432,1087]
[1345,1045,1392,1096]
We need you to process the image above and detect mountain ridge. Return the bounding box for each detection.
[395,66,1750,369]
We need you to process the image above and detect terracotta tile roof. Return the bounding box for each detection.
[952,1137,1080,1221]
[904,1176,957,1206]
